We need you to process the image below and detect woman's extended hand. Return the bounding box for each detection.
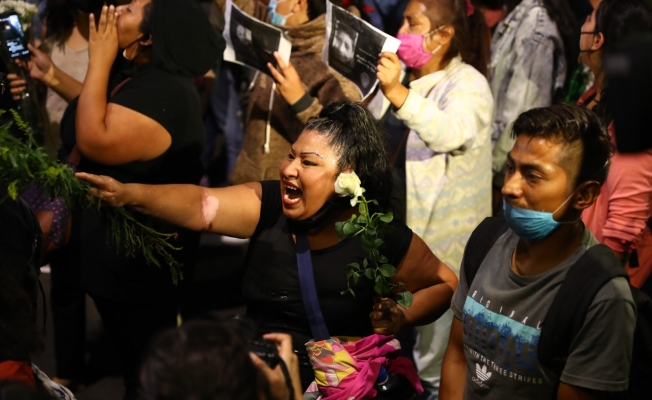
[377,52,409,109]
[89,5,119,68]
[250,333,303,400]
[75,172,131,207]
[370,297,406,335]
[267,51,307,106]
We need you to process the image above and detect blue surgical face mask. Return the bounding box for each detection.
[269,0,294,26]
[503,192,579,241]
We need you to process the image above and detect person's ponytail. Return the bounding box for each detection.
[424,0,490,77]
[460,6,490,76]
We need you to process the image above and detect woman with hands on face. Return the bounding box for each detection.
[65,1,221,399]
[369,0,494,397]
[7,0,110,157]
[77,101,458,390]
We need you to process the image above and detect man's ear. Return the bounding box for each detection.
[573,180,602,211]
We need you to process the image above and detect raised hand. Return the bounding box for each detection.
[376,52,409,109]
[267,51,307,106]
[376,52,403,95]
[370,297,406,335]
[89,5,119,68]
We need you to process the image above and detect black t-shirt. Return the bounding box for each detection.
[74,66,206,304]
[243,181,413,387]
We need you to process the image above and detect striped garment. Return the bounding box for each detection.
[394,56,494,273]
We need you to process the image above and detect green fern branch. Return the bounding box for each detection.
[0,110,183,284]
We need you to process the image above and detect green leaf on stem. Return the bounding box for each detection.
[364,268,375,279]
[373,281,392,297]
[362,258,368,268]
[366,227,377,236]
[353,272,360,284]
[379,264,396,277]
[379,212,394,223]
[335,221,344,240]
[374,238,384,248]
[357,215,367,225]
[348,262,360,270]
[361,233,376,250]
[358,201,368,216]
[343,221,356,236]
[396,290,413,308]
[378,255,388,264]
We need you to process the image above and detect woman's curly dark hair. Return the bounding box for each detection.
[303,101,395,212]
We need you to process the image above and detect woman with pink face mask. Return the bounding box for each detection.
[368,0,493,397]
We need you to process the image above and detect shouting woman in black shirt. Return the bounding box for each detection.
[78,101,458,391]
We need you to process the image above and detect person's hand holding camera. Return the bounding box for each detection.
[250,333,303,400]
[8,44,55,100]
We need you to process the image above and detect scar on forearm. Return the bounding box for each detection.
[201,191,219,228]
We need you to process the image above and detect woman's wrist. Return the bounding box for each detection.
[123,183,142,208]
[385,84,409,110]
[42,64,60,87]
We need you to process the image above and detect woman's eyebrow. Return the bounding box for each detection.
[300,151,324,159]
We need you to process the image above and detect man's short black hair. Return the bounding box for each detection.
[139,320,266,400]
[510,104,614,187]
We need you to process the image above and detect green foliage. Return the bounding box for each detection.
[338,193,413,308]
[0,111,183,284]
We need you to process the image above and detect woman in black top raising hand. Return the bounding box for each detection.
[69,1,220,398]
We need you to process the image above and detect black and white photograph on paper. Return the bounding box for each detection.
[323,3,401,99]
[223,0,291,76]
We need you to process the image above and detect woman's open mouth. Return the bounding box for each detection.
[282,183,303,206]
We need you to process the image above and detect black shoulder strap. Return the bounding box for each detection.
[538,244,628,375]
[462,217,509,286]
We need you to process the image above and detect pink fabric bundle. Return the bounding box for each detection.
[304,334,423,400]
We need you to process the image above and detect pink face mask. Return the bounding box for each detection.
[396,26,444,69]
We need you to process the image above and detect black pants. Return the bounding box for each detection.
[49,244,86,381]
[90,294,178,400]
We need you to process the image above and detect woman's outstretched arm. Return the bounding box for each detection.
[76,172,264,238]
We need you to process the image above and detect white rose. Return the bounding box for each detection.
[334,172,365,206]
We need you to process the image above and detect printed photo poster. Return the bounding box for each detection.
[223,0,291,76]
[323,3,401,99]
